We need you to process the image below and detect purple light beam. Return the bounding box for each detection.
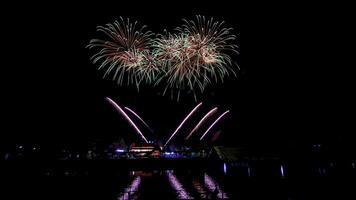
[164,102,203,147]
[200,110,230,141]
[185,107,218,140]
[106,97,148,143]
[124,107,154,133]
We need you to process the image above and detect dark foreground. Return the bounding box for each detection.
[1,159,355,200]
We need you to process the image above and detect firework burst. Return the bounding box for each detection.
[87,17,160,89]
[154,15,238,99]
[88,16,239,100]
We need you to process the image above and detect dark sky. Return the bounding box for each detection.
[0,2,351,149]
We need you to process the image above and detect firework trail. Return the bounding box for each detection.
[185,107,218,140]
[87,18,160,89]
[106,97,148,143]
[124,107,154,133]
[164,102,203,147]
[200,110,230,140]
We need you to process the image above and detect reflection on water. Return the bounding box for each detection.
[280,165,285,177]
[204,173,228,199]
[118,176,141,200]
[192,178,208,199]
[165,170,194,199]
[4,159,355,200]
[114,170,229,199]
[223,163,227,175]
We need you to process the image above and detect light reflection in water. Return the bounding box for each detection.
[165,170,194,199]
[192,179,208,199]
[280,165,285,177]
[247,166,251,177]
[118,176,141,200]
[204,173,229,199]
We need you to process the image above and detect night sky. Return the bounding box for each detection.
[0,2,351,151]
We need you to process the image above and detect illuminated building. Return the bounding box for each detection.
[129,143,161,158]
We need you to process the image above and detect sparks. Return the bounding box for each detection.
[200,110,230,140]
[124,107,154,133]
[164,102,203,147]
[106,97,148,143]
[88,16,239,101]
[185,107,218,140]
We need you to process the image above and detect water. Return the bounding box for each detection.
[2,160,355,200]
[110,170,229,199]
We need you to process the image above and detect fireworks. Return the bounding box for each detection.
[200,110,230,140]
[107,97,230,147]
[124,107,154,133]
[185,107,218,140]
[88,16,238,100]
[87,17,159,89]
[158,16,238,97]
[106,97,149,143]
[164,102,203,147]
